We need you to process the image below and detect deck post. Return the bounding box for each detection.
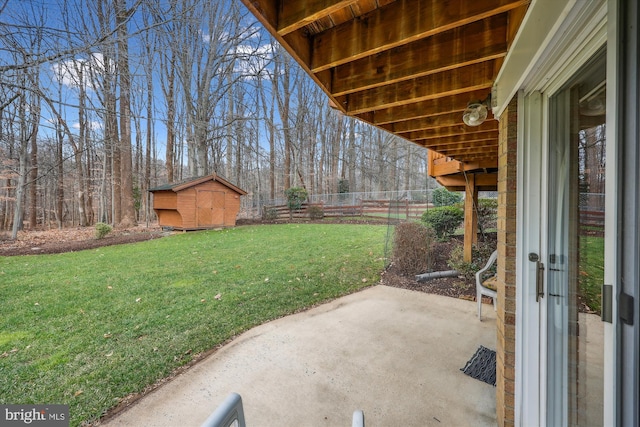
[464,173,478,262]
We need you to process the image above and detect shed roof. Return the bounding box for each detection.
[149,173,248,195]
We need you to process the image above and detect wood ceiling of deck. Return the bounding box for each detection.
[241,0,530,171]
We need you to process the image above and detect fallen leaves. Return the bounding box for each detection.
[1,225,161,256]
[0,348,19,358]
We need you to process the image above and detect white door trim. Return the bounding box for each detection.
[515,89,544,425]
[602,2,619,425]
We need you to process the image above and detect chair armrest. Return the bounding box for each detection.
[475,250,498,286]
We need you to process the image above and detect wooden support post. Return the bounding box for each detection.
[463,173,478,262]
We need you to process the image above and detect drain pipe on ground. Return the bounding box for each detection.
[415,270,459,282]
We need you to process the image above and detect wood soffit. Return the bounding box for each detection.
[241,0,530,172]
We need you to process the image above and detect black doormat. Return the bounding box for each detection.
[460,345,496,386]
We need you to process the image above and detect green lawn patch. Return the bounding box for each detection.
[579,234,604,314]
[0,224,386,426]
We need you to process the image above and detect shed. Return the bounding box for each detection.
[149,174,247,230]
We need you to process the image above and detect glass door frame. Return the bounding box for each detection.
[513,1,614,424]
[545,50,607,425]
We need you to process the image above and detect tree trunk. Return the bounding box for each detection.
[12,92,29,239]
[226,73,234,179]
[274,53,293,191]
[116,0,136,227]
[28,101,40,228]
[75,65,88,226]
[165,54,175,183]
[11,157,26,239]
[257,73,276,199]
[331,116,343,194]
[145,38,153,225]
[56,126,64,228]
[347,118,356,193]
[85,127,94,225]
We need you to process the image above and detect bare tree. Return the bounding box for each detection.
[115,0,136,227]
[141,2,155,224]
[272,46,300,190]
[0,0,437,232]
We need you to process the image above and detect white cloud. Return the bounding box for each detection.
[51,53,110,91]
[200,29,211,44]
[72,120,103,131]
[234,43,274,78]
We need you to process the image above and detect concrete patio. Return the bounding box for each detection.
[101,285,497,427]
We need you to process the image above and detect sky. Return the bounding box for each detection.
[1,0,284,159]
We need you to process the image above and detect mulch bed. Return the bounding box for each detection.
[382,235,481,301]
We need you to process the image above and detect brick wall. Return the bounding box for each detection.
[496,96,518,426]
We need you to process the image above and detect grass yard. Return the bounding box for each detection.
[580,234,604,314]
[0,224,387,426]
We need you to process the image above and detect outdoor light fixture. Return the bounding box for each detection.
[579,81,606,116]
[462,95,491,127]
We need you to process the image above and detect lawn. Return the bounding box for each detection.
[0,224,387,426]
[579,234,604,314]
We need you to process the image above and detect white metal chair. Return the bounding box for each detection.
[352,410,365,427]
[475,250,498,320]
[201,393,364,427]
[200,393,246,427]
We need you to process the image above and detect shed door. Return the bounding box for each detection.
[197,190,225,227]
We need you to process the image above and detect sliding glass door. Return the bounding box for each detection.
[546,50,606,426]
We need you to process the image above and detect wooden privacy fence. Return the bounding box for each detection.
[262,199,432,221]
[580,209,605,236]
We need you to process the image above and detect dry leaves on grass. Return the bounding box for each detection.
[0,225,163,256]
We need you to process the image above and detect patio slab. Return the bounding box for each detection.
[101,285,497,427]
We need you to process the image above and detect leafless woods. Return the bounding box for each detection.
[0,0,430,237]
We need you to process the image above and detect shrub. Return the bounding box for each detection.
[284,187,308,211]
[338,179,350,194]
[431,187,462,207]
[307,205,324,220]
[447,242,496,280]
[95,222,112,239]
[421,206,464,240]
[262,207,278,221]
[392,221,436,275]
[477,198,498,231]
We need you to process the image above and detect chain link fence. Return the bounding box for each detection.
[239,190,499,220]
